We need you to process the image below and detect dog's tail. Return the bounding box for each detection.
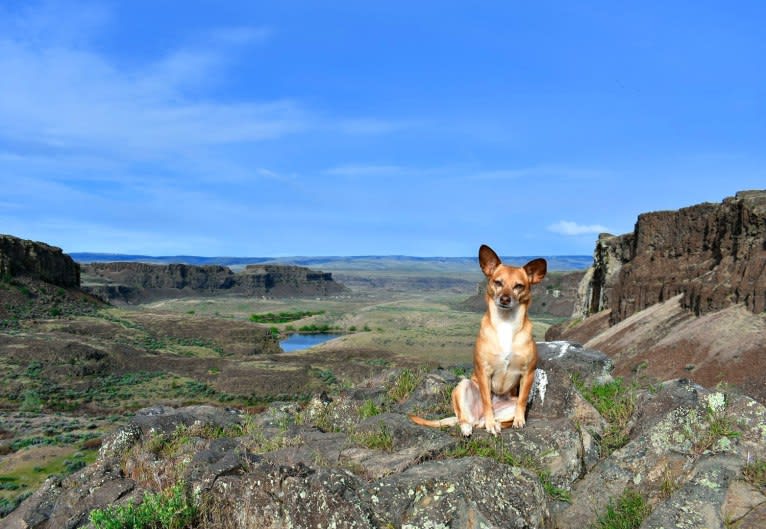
[408,414,458,428]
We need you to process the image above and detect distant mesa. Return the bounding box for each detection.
[80,262,348,304]
[0,234,347,305]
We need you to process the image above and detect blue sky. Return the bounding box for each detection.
[1,1,764,257]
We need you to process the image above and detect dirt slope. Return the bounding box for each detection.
[573,296,766,403]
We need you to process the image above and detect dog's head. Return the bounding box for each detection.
[478,244,547,311]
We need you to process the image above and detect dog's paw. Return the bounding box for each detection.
[486,420,501,436]
[512,414,526,429]
[460,422,473,437]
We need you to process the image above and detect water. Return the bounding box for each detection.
[279,333,342,352]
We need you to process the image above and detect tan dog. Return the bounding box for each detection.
[410,245,546,436]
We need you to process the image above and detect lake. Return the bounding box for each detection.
[279,333,342,352]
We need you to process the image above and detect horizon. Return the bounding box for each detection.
[68,250,592,259]
[1,2,765,257]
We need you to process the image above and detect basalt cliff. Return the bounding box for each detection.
[0,235,80,288]
[548,190,766,403]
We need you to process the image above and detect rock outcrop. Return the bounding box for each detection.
[548,190,766,405]
[572,190,766,324]
[0,235,80,288]
[81,262,347,303]
[7,342,766,528]
[571,233,633,320]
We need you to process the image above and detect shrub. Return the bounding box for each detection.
[89,482,196,529]
[20,389,43,412]
[358,399,382,419]
[249,310,325,324]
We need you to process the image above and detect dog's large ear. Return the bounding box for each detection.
[524,258,547,284]
[479,245,502,277]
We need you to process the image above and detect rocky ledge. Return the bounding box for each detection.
[7,342,766,528]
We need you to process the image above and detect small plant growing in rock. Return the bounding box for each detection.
[573,375,635,456]
[693,391,740,453]
[387,368,421,403]
[355,423,394,451]
[742,458,766,491]
[89,481,196,529]
[591,489,650,529]
[659,468,680,499]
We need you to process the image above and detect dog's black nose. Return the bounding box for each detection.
[500,295,511,305]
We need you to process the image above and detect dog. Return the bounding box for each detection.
[410,244,546,436]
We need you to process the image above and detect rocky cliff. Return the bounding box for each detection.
[7,342,766,529]
[572,191,766,324]
[81,262,347,303]
[548,191,766,404]
[0,235,80,288]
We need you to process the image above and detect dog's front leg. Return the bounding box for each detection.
[474,370,500,435]
[513,366,536,428]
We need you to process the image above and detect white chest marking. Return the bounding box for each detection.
[496,319,516,358]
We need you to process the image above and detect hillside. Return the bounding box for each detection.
[548,190,766,403]
[7,343,766,528]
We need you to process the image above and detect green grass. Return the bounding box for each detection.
[445,437,571,502]
[358,399,382,419]
[573,375,635,456]
[446,436,521,466]
[354,423,394,451]
[89,482,196,529]
[0,448,99,516]
[591,489,650,529]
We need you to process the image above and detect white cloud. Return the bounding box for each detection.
[548,220,611,236]
[322,164,411,177]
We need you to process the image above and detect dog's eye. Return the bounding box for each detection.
[513,283,523,291]
[494,279,503,287]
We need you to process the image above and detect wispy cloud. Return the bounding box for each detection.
[469,164,610,181]
[548,220,611,236]
[0,4,304,160]
[322,164,413,177]
[335,118,414,135]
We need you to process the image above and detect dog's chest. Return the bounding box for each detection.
[495,319,517,360]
